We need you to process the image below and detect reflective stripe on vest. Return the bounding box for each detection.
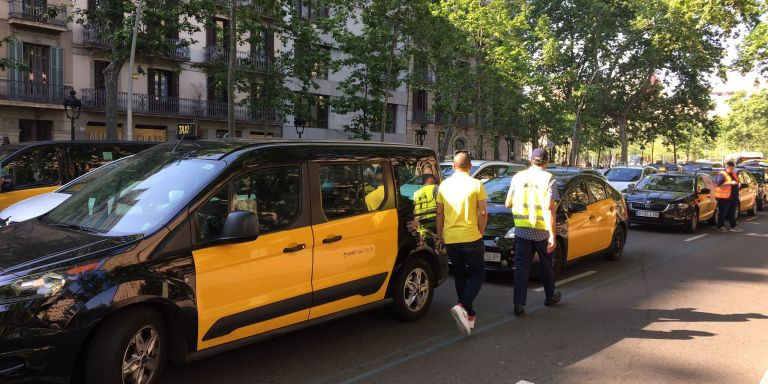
[413,184,437,219]
[715,170,736,199]
[511,170,553,230]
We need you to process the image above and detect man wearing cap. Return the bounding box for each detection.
[437,151,488,335]
[505,148,562,316]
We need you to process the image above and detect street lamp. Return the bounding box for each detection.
[504,136,514,161]
[415,125,427,146]
[563,138,570,166]
[294,117,307,138]
[63,90,81,141]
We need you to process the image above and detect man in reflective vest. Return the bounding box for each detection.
[505,148,561,316]
[714,161,743,232]
[413,174,438,220]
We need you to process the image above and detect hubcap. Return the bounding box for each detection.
[403,267,430,312]
[122,326,160,384]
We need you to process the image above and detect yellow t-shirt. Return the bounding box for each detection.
[365,185,386,211]
[436,171,486,244]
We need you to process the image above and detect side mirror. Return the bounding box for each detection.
[219,210,259,244]
[700,188,711,194]
[568,202,587,213]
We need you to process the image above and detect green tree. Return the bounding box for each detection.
[721,89,768,152]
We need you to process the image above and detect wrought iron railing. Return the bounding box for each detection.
[79,88,280,124]
[203,46,272,72]
[412,109,431,123]
[8,0,67,26]
[82,24,108,46]
[0,79,71,104]
[163,38,191,60]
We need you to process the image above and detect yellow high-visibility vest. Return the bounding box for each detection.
[413,184,437,219]
[511,169,553,230]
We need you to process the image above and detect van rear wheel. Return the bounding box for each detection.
[84,308,167,384]
[392,257,434,322]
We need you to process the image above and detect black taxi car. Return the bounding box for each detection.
[0,139,447,383]
[624,172,717,233]
[0,140,156,210]
[482,173,628,277]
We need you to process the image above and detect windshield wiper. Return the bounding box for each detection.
[46,222,102,234]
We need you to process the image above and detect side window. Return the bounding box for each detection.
[392,158,440,219]
[319,163,385,220]
[194,166,302,243]
[565,182,591,206]
[586,179,607,201]
[68,145,116,179]
[697,177,706,192]
[474,166,497,181]
[5,147,60,189]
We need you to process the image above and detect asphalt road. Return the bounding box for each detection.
[164,212,768,384]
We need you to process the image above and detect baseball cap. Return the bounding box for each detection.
[531,148,549,163]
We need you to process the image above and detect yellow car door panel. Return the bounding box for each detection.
[585,179,615,251]
[192,165,313,350]
[0,186,59,210]
[309,162,398,319]
[564,181,596,259]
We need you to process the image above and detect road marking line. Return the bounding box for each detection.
[684,234,709,242]
[747,233,768,238]
[516,381,535,384]
[746,216,758,221]
[534,270,597,292]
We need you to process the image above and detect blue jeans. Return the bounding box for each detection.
[717,199,738,228]
[447,239,485,316]
[514,237,556,305]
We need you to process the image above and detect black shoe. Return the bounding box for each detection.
[545,292,562,306]
[514,304,525,316]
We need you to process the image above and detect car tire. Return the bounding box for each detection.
[685,210,698,234]
[758,197,764,212]
[392,257,434,322]
[734,204,741,221]
[604,225,626,261]
[84,308,167,384]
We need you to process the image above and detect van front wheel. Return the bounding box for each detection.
[393,257,434,322]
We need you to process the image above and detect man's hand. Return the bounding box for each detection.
[547,235,556,254]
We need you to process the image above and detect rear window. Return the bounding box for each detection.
[605,168,642,182]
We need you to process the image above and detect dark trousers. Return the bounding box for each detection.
[514,237,556,306]
[717,199,738,228]
[447,239,485,316]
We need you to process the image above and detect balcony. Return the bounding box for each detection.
[8,0,67,31]
[82,24,108,47]
[203,46,273,72]
[0,79,71,106]
[80,88,280,124]
[412,109,432,123]
[162,38,191,61]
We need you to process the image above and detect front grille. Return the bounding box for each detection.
[630,202,671,211]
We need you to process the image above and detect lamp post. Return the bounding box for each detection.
[504,136,513,161]
[63,90,81,141]
[294,117,307,138]
[415,125,427,146]
[563,138,570,166]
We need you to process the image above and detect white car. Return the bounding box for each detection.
[603,166,657,192]
[440,160,526,182]
[0,156,129,225]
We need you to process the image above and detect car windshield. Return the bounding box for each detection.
[635,175,694,193]
[605,168,643,182]
[442,165,478,177]
[56,157,130,195]
[0,147,17,162]
[41,150,225,236]
[484,177,513,204]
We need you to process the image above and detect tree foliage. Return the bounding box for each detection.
[721,89,768,152]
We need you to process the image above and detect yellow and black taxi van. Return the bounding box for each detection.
[0,138,447,383]
[482,172,628,277]
[0,140,156,210]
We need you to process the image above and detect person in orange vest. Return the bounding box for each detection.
[714,161,744,233]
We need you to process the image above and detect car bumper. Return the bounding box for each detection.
[482,239,515,272]
[627,209,691,226]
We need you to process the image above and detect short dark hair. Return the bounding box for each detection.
[726,161,735,167]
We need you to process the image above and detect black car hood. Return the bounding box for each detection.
[625,190,693,202]
[486,203,514,237]
[0,220,141,277]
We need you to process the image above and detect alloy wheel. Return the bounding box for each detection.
[122,325,160,384]
[403,267,430,312]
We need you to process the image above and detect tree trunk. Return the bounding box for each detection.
[570,108,582,166]
[104,61,122,140]
[379,4,402,143]
[617,113,629,164]
[227,0,237,136]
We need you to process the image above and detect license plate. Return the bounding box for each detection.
[636,210,659,218]
[484,252,501,262]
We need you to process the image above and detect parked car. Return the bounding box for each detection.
[0,156,132,225]
[737,166,768,211]
[682,162,716,173]
[700,169,758,218]
[481,173,628,278]
[648,163,682,172]
[0,140,156,210]
[603,166,657,192]
[547,166,608,180]
[0,138,448,383]
[624,172,718,233]
[440,160,526,182]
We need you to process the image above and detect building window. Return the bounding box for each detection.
[295,94,329,129]
[413,90,428,121]
[206,18,230,51]
[370,104,397,134]
[295,43,330,80]
[296,0,329,20]
[94,60,109,90]
[148,68,178,113]
[19,119,53,142]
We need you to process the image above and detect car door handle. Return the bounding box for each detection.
[323,235,343,244]
[589,215,596,220]
[283,243,306,253]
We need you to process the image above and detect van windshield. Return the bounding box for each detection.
[41,150,225,236]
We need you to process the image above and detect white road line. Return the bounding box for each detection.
[684,234,709,242]
[746,216,758,221]
[747,233,768,238]
[516,381,535,384]
[534,270,597,292]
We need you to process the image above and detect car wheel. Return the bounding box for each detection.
[604,225,626,261]
[685,210,698,233]
[758,197,764,212]
[734,204,741,221]
[392,257,434,322]
[553,241,565,279]
[85,308,167,384]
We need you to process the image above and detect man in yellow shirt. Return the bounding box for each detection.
[436,151,488,336]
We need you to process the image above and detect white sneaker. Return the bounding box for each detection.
[718,227,729,233]
[729,227,744,233]
[468,316,476,329]
[450,305,471,335]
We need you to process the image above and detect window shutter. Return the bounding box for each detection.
[49,46,64,101]
[8,41,23,97]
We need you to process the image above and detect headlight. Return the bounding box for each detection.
[504,228,516,239]
[0,271,67,304]
[677,203,690,210]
